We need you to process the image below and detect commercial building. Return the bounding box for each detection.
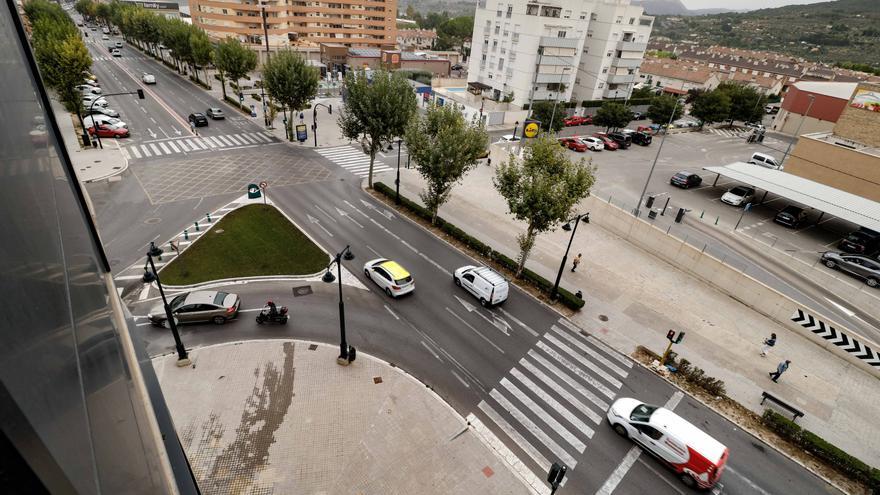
[190,0,397,51]
[772,81,858,136]
[397,28,437,49]
[466,0,653,108]
[319,44,452,75]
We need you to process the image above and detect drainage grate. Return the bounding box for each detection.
[373,376,383,384]
[308,344,317,351]
[292,285,313,297]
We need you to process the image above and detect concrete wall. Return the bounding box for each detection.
[587,196,880,379]
[784,134,880,202]
[771,109,835,136]
[834,82,880,148]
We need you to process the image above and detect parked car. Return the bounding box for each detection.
[631,111,643,120]
[453,265,509,307]
[206,107,225,120]
[748,152,780,170]
[592,133,619,150]
[838,228,880,255]
[821,252,880,288]
[765,104,780,114]
[670,171,702,189]
[559,137,588,152]
[630,131,652,146]
[142,72,156,84]
[84,115,127,130]
[638,124,660,134]
[87,124,129,138]
[75,84,101,95]
[451,63,464,71]
[607,132,632,149]
[188,113,209,127]
[148,290,241,326]
[82,95,108,108]
[579,136,604,151]
[564,115,591,127]
[720,186,756,207]
[101,34,109,40]
[364,258,414,297]
[87,105,119,118]
[774,205,808,228]
[607,398,729,489]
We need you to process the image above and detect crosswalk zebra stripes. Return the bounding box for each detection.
[315,144,393,178]
[476,317,633,480]
[705,127,749,138]
[123,132,275,160]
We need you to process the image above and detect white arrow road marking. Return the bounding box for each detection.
[147,128,157,139]
[173,126,182,136]
[445,307,505,354]
[454,295,510,336]
[360,199,395,220]
[314,204,337,222]
[307,214,333,237]
[343,200,371,219]
[498,307,538,337]
[420,341,442,361]
[335,207,364,228]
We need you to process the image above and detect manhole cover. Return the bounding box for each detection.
[144,217,162,225]
[292,285,313,297]
[598,314,609,322]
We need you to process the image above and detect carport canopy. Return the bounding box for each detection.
[702,162,880,231]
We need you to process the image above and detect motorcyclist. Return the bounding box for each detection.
[266,300,277,317]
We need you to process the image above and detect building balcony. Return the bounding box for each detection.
[535,72,573,84]
[539,36,579,49]
[607,73,635,84]
[538,55,575,67]
[611,57,642,69]
[617,41,647,52]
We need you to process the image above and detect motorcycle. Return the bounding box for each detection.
[256,301,289,324]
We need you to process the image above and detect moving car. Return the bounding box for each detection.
[87,105,119,118]
[820,252,880,288]
[748,152,780,170]
[563,115,591,127]
[364,258,414,297]
[607,398,729,489]
[115,41,123,48]
[559,137,588,152]
[148,290,241,326]
[87,124,130,138]
[142,72,156,84]
[774,205,808,228]
[580,136,604,151]
[670,171,702,189]
[631,111,643,120]
[453,265,509,307]
[188,113,209,127]
[206,107,225,120]
[101,34,109,40]
[720,186,756,207]
[838,228,880,255]
[111,48,121,57]
[592,133,619,150]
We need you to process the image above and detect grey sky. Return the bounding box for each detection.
[681,0,826,10]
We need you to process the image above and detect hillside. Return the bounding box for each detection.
[632,0,733,16]
[652,0,880,66]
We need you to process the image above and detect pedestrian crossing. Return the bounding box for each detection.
[122,131,276,160]
[315,144,393,178]
[475,317,633,481]
[705,127,749,138]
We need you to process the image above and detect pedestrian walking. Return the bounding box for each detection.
[769,359,790,383]
[760,333,777,357]
[487,157,492,167]
[189,120,196,135]
[571,253,582,272]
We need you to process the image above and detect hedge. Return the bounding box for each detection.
[373,182,585,310]
[223,95,252,116]
[762,410,880,489]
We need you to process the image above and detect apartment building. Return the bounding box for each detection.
[191,0,397,50]
[467,0,653,108]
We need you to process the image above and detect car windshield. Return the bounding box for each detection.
[674,173,688,180]
[629,403,658,422]
[213,292,229,305]
[210,108,222,113]
[170,293,187,310]
[730,187,750,196]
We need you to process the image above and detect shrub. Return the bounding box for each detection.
[223,96,250,115]
[676,359,727,396]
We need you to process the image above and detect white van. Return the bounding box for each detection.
[748,152,780,170]
[453,265,509,307]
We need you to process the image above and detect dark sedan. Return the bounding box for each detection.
[774,205,808,228]
[670,172,702,189]
[188,113,209,127]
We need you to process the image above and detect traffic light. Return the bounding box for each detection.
[676,332,686,344]
[666,329,675,341]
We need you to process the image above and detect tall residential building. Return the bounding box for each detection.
[191,0,397,50]
[467,0,652,108]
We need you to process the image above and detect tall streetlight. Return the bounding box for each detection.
[551,213,590,300]
[86,89,145,149]
[312,102,333,146]
[395,138,403,204]
[549,67,571,133]
[322,246,356,365]
[634,99,679,217]
[142,242,190,367]
[780,94,815,168]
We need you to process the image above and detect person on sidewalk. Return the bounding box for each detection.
[487,157,492,167]
[761,333,777,357]
[769,359,790,383]
[571,253,582,272]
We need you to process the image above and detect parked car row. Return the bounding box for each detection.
[558,130,652,153]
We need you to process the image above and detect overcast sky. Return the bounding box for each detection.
[681,0,827,10]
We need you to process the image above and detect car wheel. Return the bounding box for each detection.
[256,316,264,324]
[824,260,836,269]
[212,316,226,325]
[679,473,697,489]
[454,276,461,287]
[364,268,371,279]
[385,287,393,298]
[480,297,488,308]
[867,278,879,288]
[613,424,628,438]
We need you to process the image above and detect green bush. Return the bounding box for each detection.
[252,93,262,101]
[223,95,250,115]
[676,359,727,396]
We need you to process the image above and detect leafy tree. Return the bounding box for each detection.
[404,104,487,225]
[52,36,93,114]
[630,86,655,99]
[189,29,213,87]
[716,83,766,123]
[690,90,731,128]
[593,102,632,131]
[529,101,565,132]
[95,2,111,26]
[214,37,257,100]
[646,95,683,125]
[404,4,416,18]
[338,70,418,187]
[263,49,319,139]
[74,0,96,19]
[436,16,474,50]
[494,134,596,277]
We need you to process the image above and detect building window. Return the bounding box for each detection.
[602,67,608,73]
[563,9,571,18]
[540,6,561,17]
[640,18,652,26]
[222,8,227,14]
[606,50,612,57]
[498,58,504,70]
[509,52,516,62]
[629,17,635,24]
[506,5,512,17]
[557,30,566,38]
[526,4,538,15]
[493,40,498,49]
[495,25,500,34]
[512,32,519,42]
[616,16,622,23]
[579,12,586,19]
[503,30,509,37]
[482,54,487,61]
[590,12,597,21]
[586,30,593,38]
[496,9,502,16]
[599,82,604,88]
[582,47,589,54]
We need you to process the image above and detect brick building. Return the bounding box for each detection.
[772,81,858,136]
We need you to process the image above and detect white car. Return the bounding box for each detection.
[453,265,509,307]
[497,134,520,143]
[75,84,101,95]
[363,258,414,297]
[142,72,156,84]
[720,186,756,207]
[87,106,119,118]
[84,115,127,130]
[101,34,109,40]
[579,136,604,151]
[82,95,108,108]
[111,48,121,57]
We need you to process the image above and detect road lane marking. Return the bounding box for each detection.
[636,457,687,494]
[551,325,628,378]
[158,142,171,154]
[558,319,633,369]
[724,466,771,495]
[445,307,505,354]
[420,341,442,361]
[509,369,595,440]
[500,377,587,451]
[130,146,142,158]
[489,389,577,468]
[138,285,151,301]
[528,350,609,412]
[451,370,470,388]
[400,240,419,253]
[499,308,539,337]
[543,336,622,390]
[474,404,551,474]
[166,140,180,153]
[383,304,399,320]
[314,204,337,222]
[216,135,233,146]
[520,358,602,425]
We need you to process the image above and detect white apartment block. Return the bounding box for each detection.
[467,0,653,108]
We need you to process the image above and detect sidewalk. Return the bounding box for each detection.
[153,340,532,495]
[380,153,880,468]
[51,98,128,182]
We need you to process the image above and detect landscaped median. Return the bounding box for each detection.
[159,204,328,286]
[372,182,585,311]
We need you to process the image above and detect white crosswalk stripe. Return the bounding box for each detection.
[500,378,586,452]
[316,144,393,177]
[124,132,279,159]
[167,141,180,153]
[130,146,142,159]
[489,389,578,468]
[158,142,171,154]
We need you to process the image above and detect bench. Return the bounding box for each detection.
[761,391,804,421]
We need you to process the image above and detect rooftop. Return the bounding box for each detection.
[804,132,880,159]
[792,81,858,100]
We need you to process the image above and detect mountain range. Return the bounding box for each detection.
[632,0,734,16]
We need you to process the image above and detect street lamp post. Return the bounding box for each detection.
[322,246,356,365]
[143,242,190,367]
[86,89,145,150]
[312,102,333,147]
[634,99,679,217]
[549,67,571,134]
[780,94,815,167]
[512,120,520,140]
[395,138,402,205]
[551,213,590,300]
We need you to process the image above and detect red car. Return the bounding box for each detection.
[593,133,619,150]
[88,124,130,138]
[558,137,588,152]
[563,115,592,127]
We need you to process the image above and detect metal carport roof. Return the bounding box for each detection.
[702,162,880,231]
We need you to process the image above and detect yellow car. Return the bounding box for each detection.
[364,258,414,297]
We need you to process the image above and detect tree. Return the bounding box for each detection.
[593,102,632,131]
[494,134,596,277]
[189,29,213,87]
[436,16,474,51]
[717,82,766,123]
[404,4,416,18]
[404,104,487,225]
[263,49,319,139]
[646,95,682,125]
[529,101,565,132]
[338,70,418,188]
[214,37,257,101]
[630,86,655,99]
[690,90,731,128]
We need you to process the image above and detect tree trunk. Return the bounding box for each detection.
[515,227,537,278]
[220,73,227,99]
[367,150,376,188]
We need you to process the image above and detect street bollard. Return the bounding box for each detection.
[206,212,212,223]
[700,210,705,219]
[194,221,200,232]
[183,229,189,241]
[715,216,719,225]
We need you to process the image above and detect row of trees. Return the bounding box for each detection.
[527,95,685,134]
[690,83,768,128]
[25,0,92,114]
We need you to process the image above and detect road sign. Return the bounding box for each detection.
[259,181,268,190]
[524,121,540,138]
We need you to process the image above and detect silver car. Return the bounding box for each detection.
[821,252,880,288]
[148,290,241,326]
